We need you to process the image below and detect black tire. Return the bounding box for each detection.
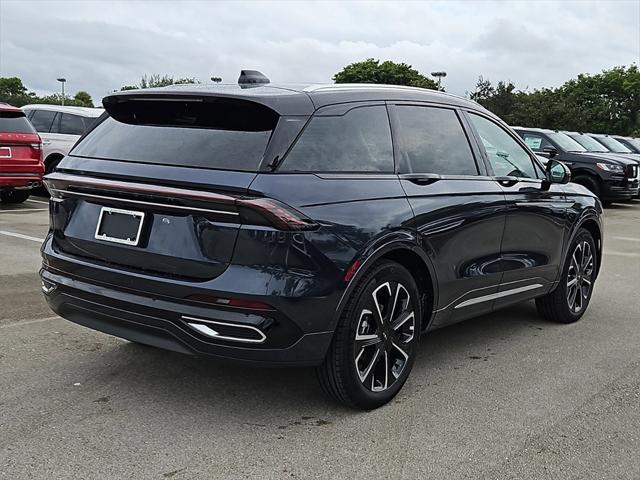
[0,190,30,204]
[317,260,422,410]
[572,175,601,199]
[45,155,63,174]
[535,228,597,323]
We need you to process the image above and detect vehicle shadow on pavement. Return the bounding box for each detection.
[81,300,549,418]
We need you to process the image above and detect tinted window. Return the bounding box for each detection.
[281,105,393,172]
[0,112,36,134]
[59,113,86,135]
[72,117,273,171]
[394,106,477,175]
[29,109,57,133]
[469,114,538,179]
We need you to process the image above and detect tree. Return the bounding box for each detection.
[73,91,94,107]
[470,65,640,136]
[121,74,199,91]
[0,77,37,106]
[333,59,439,90]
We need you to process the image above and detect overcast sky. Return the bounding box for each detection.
[1,0,639,104]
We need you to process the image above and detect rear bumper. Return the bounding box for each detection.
[0,174,42,189]
[40,237,338,367]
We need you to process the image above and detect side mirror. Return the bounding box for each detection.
[546,159,571,185]
[542,146,558,158]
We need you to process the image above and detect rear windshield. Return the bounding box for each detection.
[71,99,278,171]
[0,111,36,134]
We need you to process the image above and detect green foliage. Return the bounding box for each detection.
[0,77,94,107]
[0,77,37,106]
[334,59,440,90]
[73,91,94,107]
[121,74,200,91]
[471,65,640,136]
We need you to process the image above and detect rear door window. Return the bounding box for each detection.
[58,113,87,135]
[393,105,478,175]
[29,109,57,133]
[0,111,36,134]
[280,105,394,172]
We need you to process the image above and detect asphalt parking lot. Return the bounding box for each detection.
[1,197,639,480]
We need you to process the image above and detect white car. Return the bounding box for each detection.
[21,105,103,174]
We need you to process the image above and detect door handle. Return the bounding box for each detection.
[400,173,442,185]
[42,140,52,145]
[494,176,519,186]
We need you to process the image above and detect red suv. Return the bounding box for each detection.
[0,103,44,203]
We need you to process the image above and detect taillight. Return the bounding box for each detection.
[237,197,319,231]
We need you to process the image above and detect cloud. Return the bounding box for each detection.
[0,0,638,104]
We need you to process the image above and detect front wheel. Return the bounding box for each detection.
[536,228,597,323]
[317,261,422,410]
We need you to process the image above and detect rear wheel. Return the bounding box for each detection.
[317,260,421,409]
[0,190,30,204]
[536,228,597,323]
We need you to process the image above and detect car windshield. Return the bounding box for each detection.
[626,137,640,150]
[567,133,609,152]
[594,136,632,153]
[546,131,586,152]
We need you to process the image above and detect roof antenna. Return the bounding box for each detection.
[238,70,270,88]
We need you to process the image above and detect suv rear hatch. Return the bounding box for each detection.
[46,90,313,282]
[0,108,43,185]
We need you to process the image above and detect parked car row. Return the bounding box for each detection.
[513,127,640,204]
[0,103,102,203]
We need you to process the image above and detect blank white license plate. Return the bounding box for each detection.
[94,207,145,246]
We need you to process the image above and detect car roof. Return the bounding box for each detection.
[512,127,556,133]
[103,82,487,116]
[21,104,104,117]
[0,102,24,113]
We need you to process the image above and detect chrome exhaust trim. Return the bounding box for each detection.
[182,316,267,344]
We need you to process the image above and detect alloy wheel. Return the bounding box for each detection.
[566,240,594,314]
[354,281,416,393]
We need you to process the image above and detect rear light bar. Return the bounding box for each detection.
[186,294,274,311]
[45,172,319,232]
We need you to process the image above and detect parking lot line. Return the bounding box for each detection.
[0,230,44,243]
[0,208,49,214]
[604,250,640,258]
[0,316,59,329]
[611,236,640,243]
[26,198,50,205]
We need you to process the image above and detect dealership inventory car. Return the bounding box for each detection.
[0,103,44,203]
[612,136,640,154]
[21,104,103,174]
[41,83,603,409]
[514,127,639,203]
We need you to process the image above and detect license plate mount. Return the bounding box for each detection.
[94,207,145,246]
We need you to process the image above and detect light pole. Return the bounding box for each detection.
[430,71,447,91]
[56,78,66,106]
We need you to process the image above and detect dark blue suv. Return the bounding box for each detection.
[41,83,603,409]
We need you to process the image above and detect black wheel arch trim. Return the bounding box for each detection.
[564,210,603,280]
[332,231,439,334]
